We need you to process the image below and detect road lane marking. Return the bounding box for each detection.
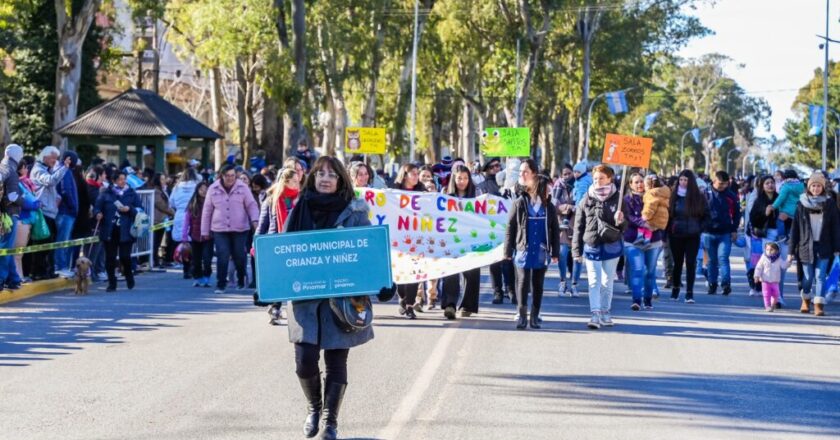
[377,325,458,439]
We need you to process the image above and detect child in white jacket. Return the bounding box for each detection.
[754,242,790,312]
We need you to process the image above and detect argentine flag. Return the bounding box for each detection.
[712,137,731,149]
[691,128,702,143]
[643,112,659,132]
[809,104,825,136]
[605,91,629,114]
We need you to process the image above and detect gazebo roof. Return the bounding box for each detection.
[56,88,221,140]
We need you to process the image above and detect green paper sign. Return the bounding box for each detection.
[480,127,531,157]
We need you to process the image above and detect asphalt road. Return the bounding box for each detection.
[1,261,838,440]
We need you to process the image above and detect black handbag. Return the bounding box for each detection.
[597,217,623,243]
[330,295,373,333]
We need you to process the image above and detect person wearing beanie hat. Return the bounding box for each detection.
[572,161,592,204]
[790,170,840,316]
[0,143,24,288]
[432,155,454,187]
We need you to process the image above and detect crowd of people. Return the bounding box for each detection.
[3,141,839,440]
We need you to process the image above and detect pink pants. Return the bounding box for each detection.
[762,282,780,308]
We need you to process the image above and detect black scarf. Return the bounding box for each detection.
[286,190,350,232]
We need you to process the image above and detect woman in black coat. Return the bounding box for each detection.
[667,170,710,303]
[94,170,142,292]
[504,159,560,329]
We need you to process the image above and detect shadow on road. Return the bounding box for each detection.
[473,372,840,437]
[0,274,254,367]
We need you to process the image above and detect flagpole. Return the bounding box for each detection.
[822,0,830,170]
[583,92,606,162]
[633,118,641,136]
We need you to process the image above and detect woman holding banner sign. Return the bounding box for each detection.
[441,165,481,320]
[572,165,628,330]
[391,163,426,319]
[504,159,560,330]
[284,156,373,440]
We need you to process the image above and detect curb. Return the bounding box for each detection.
[0,277,75,305]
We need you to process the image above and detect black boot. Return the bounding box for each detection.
[320,381,346,440]
[299,376,322,438]
[708,283,718,295]
[529,308,541,329]
[721,283,731,296]
[670,288,680,301]
[516,306,527,330]
[492,291,503,304]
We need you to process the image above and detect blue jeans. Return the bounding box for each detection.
[214,231,248,289]
[54,214,76,271]
[0,217,21,284]
[625,245,663,305]
[801,258,830,300]
[703,232,732,286]
[557,244,583,285]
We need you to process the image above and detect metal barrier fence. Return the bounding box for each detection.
[131,190,154,260]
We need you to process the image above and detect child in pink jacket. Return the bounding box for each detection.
[754,242,790,312]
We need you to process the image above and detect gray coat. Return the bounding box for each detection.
[0,157,22,216]
[256,197,280,236]
[285,198,375,349]
[30,161,68,219]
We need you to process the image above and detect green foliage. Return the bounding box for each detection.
[783,61,840,170]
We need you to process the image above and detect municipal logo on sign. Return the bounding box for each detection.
[292,281,302,293]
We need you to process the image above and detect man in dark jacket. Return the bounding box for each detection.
[55,150,79,276]
[0,144,24,288]
[703,170,742,295]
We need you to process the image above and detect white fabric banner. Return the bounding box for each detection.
[354,188,511,284]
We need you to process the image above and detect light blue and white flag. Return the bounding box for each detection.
[605,91,629,114]
[809,104,825,136]
[643,112,660,132]
[712,137,731,149]
[691,128,702,143]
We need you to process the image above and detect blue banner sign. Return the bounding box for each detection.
[254,226,392,302]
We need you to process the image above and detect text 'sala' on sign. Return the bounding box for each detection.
[602,134,653,168]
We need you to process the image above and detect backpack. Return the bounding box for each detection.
[131,211,151,238]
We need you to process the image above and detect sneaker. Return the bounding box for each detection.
[5,282,21,291]
[460,310,472,318]
[215,287,226,294]
[193,281,201,287]
[404,306,417,320]
[444,306,456,320]
[97,272,107,280]
[708,283,718,295]
[58,270,74,279]
[685,298,695,304]
[765,306,774,312]
[600,311,614,327]
[644,304,654,310]
[722,284,731,296]
[587,312,601,329]
[414,302,425,313]
[631,303,641,311]
[570,284,580,298]
[492,292,503,304]
[748,289,758,297]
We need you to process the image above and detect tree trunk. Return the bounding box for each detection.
[283,0,307,159]
[513,0,551,128]
[52,0,101,147]
[235,59,247,156]
[392,0,433,156]
[460,100,475,163]
[261,93,283,163]
[243,64,257,167]
[575,8,602,161]
[0,101,10,147]
[552,107,568,174]
[362,13,385,127]
[210,66,226,171]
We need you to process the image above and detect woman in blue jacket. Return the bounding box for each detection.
[94,170,142,292]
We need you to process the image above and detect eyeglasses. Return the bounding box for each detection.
[316,171,339,180]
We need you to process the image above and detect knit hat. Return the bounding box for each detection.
[807,171,827,189]
[4,144,23,163]
[573,161,588,174]
[440,156,453,167]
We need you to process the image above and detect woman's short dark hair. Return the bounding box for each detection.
[302,156,355,202]
[252,173,270,190]
[218,163,236,176]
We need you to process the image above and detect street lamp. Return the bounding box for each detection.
[680,127,706,170]
[726,148,740,176]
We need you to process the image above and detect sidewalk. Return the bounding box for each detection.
[0,277,74,305]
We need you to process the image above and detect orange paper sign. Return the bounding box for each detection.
[602,134,653,168]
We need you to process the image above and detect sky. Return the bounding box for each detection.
[678,0,840,139]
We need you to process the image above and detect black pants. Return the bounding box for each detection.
[397,283,419,307]
[441,268,481,312]
[105,228,134,287]
[31,216,57,278]
[669,235,700,296]
[214,231,248,289]
[489,261,515,294]
[192,239,214,279]
[515,267,546,316]
[295,343,349,384]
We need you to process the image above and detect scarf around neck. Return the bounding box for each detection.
[275,186,300,231]
[286,190,351,232]
[799,193,828,211]
[588,183,616,202]
[677,186,687,197]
